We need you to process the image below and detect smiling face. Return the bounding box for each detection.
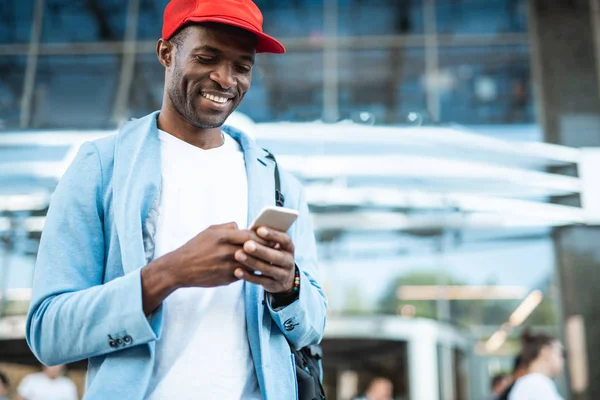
[162,23,257,129]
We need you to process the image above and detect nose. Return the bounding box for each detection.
[210,63,236,89]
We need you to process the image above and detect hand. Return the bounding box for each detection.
[233,226,296,294]
[141,222,272,315]
[172,222,271,288]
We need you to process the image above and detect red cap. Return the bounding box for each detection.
[162,0,286,54]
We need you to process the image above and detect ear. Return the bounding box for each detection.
[540,345,552,359]
[157,39,175,68]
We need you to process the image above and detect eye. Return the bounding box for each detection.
[196,56,215,64]
[236,65,252,74]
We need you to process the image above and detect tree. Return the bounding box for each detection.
[377,270,467,322]
[377,270,558,328]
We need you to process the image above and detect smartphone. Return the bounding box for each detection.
[249,206,299,232]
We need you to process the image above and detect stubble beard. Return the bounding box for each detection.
[167,62,232,129]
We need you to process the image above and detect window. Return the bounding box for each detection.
[255,0,325,39]
[128,54,165,118]
[31,55,120,128]
[337,0,424,36]
[237,51,325,122]
[436,0,528,34]
[137,0,169,41]
[0,56,27,130]
[337,48,427,124]
[0,1,35,44]
[42,0,127,43]
[438,45,533,124]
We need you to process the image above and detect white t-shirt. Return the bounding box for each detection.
[509,373,563,400]
[18,373,78,400]
[146,130,260,400]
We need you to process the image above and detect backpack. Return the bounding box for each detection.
[264,149,326,400]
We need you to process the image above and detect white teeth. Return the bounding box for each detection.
[202,93,228,104]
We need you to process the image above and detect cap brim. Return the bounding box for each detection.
[183,16,286,54]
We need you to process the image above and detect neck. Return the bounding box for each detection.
[158,104,223,150]
[528,360,554,379]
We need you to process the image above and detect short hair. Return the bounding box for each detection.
[491,373,509,389]
[520,329,557,368]
[169,23,191,49]
[0,371,9,388]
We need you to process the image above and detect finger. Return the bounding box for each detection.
[243,241,292,268]
[219,244,248,261]
[234,268,280,292]
[235,250,288,280]
[227,260,255,275]
[222,229,270,246]
[213,221,238,230]
[241,230,278,248]
[255,227,294,253]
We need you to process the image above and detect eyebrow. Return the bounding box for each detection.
[192,45,255,64]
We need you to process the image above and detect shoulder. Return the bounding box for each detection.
[57,134,118,196]
[91,133,117,157]
[57,142,104,192]
[511,374,556,397]
[279,167,302,193]
[519,373,554,386]
[64,135,115,177]
[58,376,77,388]
[49,138,114,214]
[18,372,43,387]
[89,133,118,167]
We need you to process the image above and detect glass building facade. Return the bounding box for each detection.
[0,0,533,130]
[2,1,571,399]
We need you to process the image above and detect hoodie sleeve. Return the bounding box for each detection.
[26,142,159,366]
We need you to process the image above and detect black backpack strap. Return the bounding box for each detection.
[263,149,326,399]
[263,149,285,207]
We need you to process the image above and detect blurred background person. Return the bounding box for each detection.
[17,365,77,400]
[508,331,564,400]
[485,372,510,400]
[354,377,393,400]
[0,371,9,400]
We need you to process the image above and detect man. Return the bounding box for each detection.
[17,365,77,400]
[485,373,510,400]
[354,377,394,400]
[25,1,327,399]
